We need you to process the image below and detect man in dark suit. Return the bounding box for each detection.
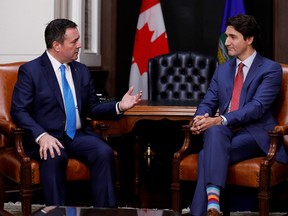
[11,18,142,208]
[187,15,287,216]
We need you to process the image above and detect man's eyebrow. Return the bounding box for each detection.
[225,33,236,37]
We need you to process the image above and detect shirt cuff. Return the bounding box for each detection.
[116,102,124,114]
[36,132,47,144]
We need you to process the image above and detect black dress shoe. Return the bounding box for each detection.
[206,208,222,216]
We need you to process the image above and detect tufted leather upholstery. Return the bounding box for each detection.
[0,62,119,216]
[148,51,217,101]
[171,64,288,216]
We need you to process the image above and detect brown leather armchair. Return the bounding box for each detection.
[171,64,288,216]
[0,62,120,216]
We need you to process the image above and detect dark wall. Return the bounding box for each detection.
[244,0,273,59]
[162,0,225,54]
[115,0,273,98]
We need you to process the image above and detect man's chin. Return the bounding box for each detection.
[227,52,236,57]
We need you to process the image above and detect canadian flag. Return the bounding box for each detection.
[129,0,169,99]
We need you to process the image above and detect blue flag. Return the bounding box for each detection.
[217,0,246,64]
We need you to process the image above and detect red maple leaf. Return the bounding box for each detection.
[132,23,169,76]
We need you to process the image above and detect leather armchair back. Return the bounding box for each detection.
[276,64,288,125]
[0,62,25,148]
[148,51,217,101]
[276,64,288,150]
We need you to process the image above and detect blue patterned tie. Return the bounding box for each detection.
[60,64,76,139]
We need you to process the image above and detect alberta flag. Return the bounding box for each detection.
[217,0,246,64]
[129,0,169,99]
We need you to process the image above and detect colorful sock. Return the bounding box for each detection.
[206,184,221,212]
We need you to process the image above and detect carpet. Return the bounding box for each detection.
[181,207,286,216]
[4,202,44,216]
[4,202,287,216]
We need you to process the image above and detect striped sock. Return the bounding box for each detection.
[206,184,220,212]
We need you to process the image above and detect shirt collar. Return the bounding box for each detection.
[236,51,257,68]
[46,50,66,72]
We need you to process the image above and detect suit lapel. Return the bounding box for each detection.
[224,60,237,110]
[239,53,263,108]
[40,53,65,112]
[69,62,82,114]
[243,54,262,87]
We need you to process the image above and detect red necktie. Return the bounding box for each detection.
[230,63,244,111]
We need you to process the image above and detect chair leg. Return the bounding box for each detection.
[20,187,33,216]
[20,163,33,216]
[0,174,5,213]
[258,163,271,216]
[113,150,121,203]
[258,191,270,216]
[171,182,181,214]
[0,175,14,216]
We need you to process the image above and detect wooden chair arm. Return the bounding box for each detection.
[261,125,287,167]
[273,124,288,135]
[269,123,288,152]
[172,122,194,197]
[173,124,193,163]
[0,119,29,163]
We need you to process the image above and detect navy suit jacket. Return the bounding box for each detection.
[11,52,118,156]
[195,53,288,163]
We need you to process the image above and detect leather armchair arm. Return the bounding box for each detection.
[0,119,19,136]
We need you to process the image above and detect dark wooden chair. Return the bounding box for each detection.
[171,63,288,216]
[0,62,120,216]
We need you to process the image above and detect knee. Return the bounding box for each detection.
[93,144,114,164]
[203,125,231,141]
[44,152,68,165]
[203,125,231,150]
[204,125,222,136]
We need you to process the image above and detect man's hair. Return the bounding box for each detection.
[45,19,78,49]
[226,14,261,49]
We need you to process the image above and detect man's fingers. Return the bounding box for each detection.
[127,86,134,95]
[49,146,55,158]
[40,149,43,159]
[56,140,65,149]
[39,137,63,160]
[43,148,48,160]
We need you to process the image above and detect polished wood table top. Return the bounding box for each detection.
[97,100,198,139]
[124,100,198,116]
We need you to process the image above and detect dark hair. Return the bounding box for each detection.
[226,14,261,49]
[45,19,78,49]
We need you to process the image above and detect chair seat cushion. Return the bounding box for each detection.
[66,158,90,181]
[0,149,90,184]
[180,154,288,188]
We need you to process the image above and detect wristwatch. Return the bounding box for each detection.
[220,115,227,125]
[221,117,224,125]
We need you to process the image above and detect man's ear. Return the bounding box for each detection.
[246,36,254,45]
[52,41,61,52]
